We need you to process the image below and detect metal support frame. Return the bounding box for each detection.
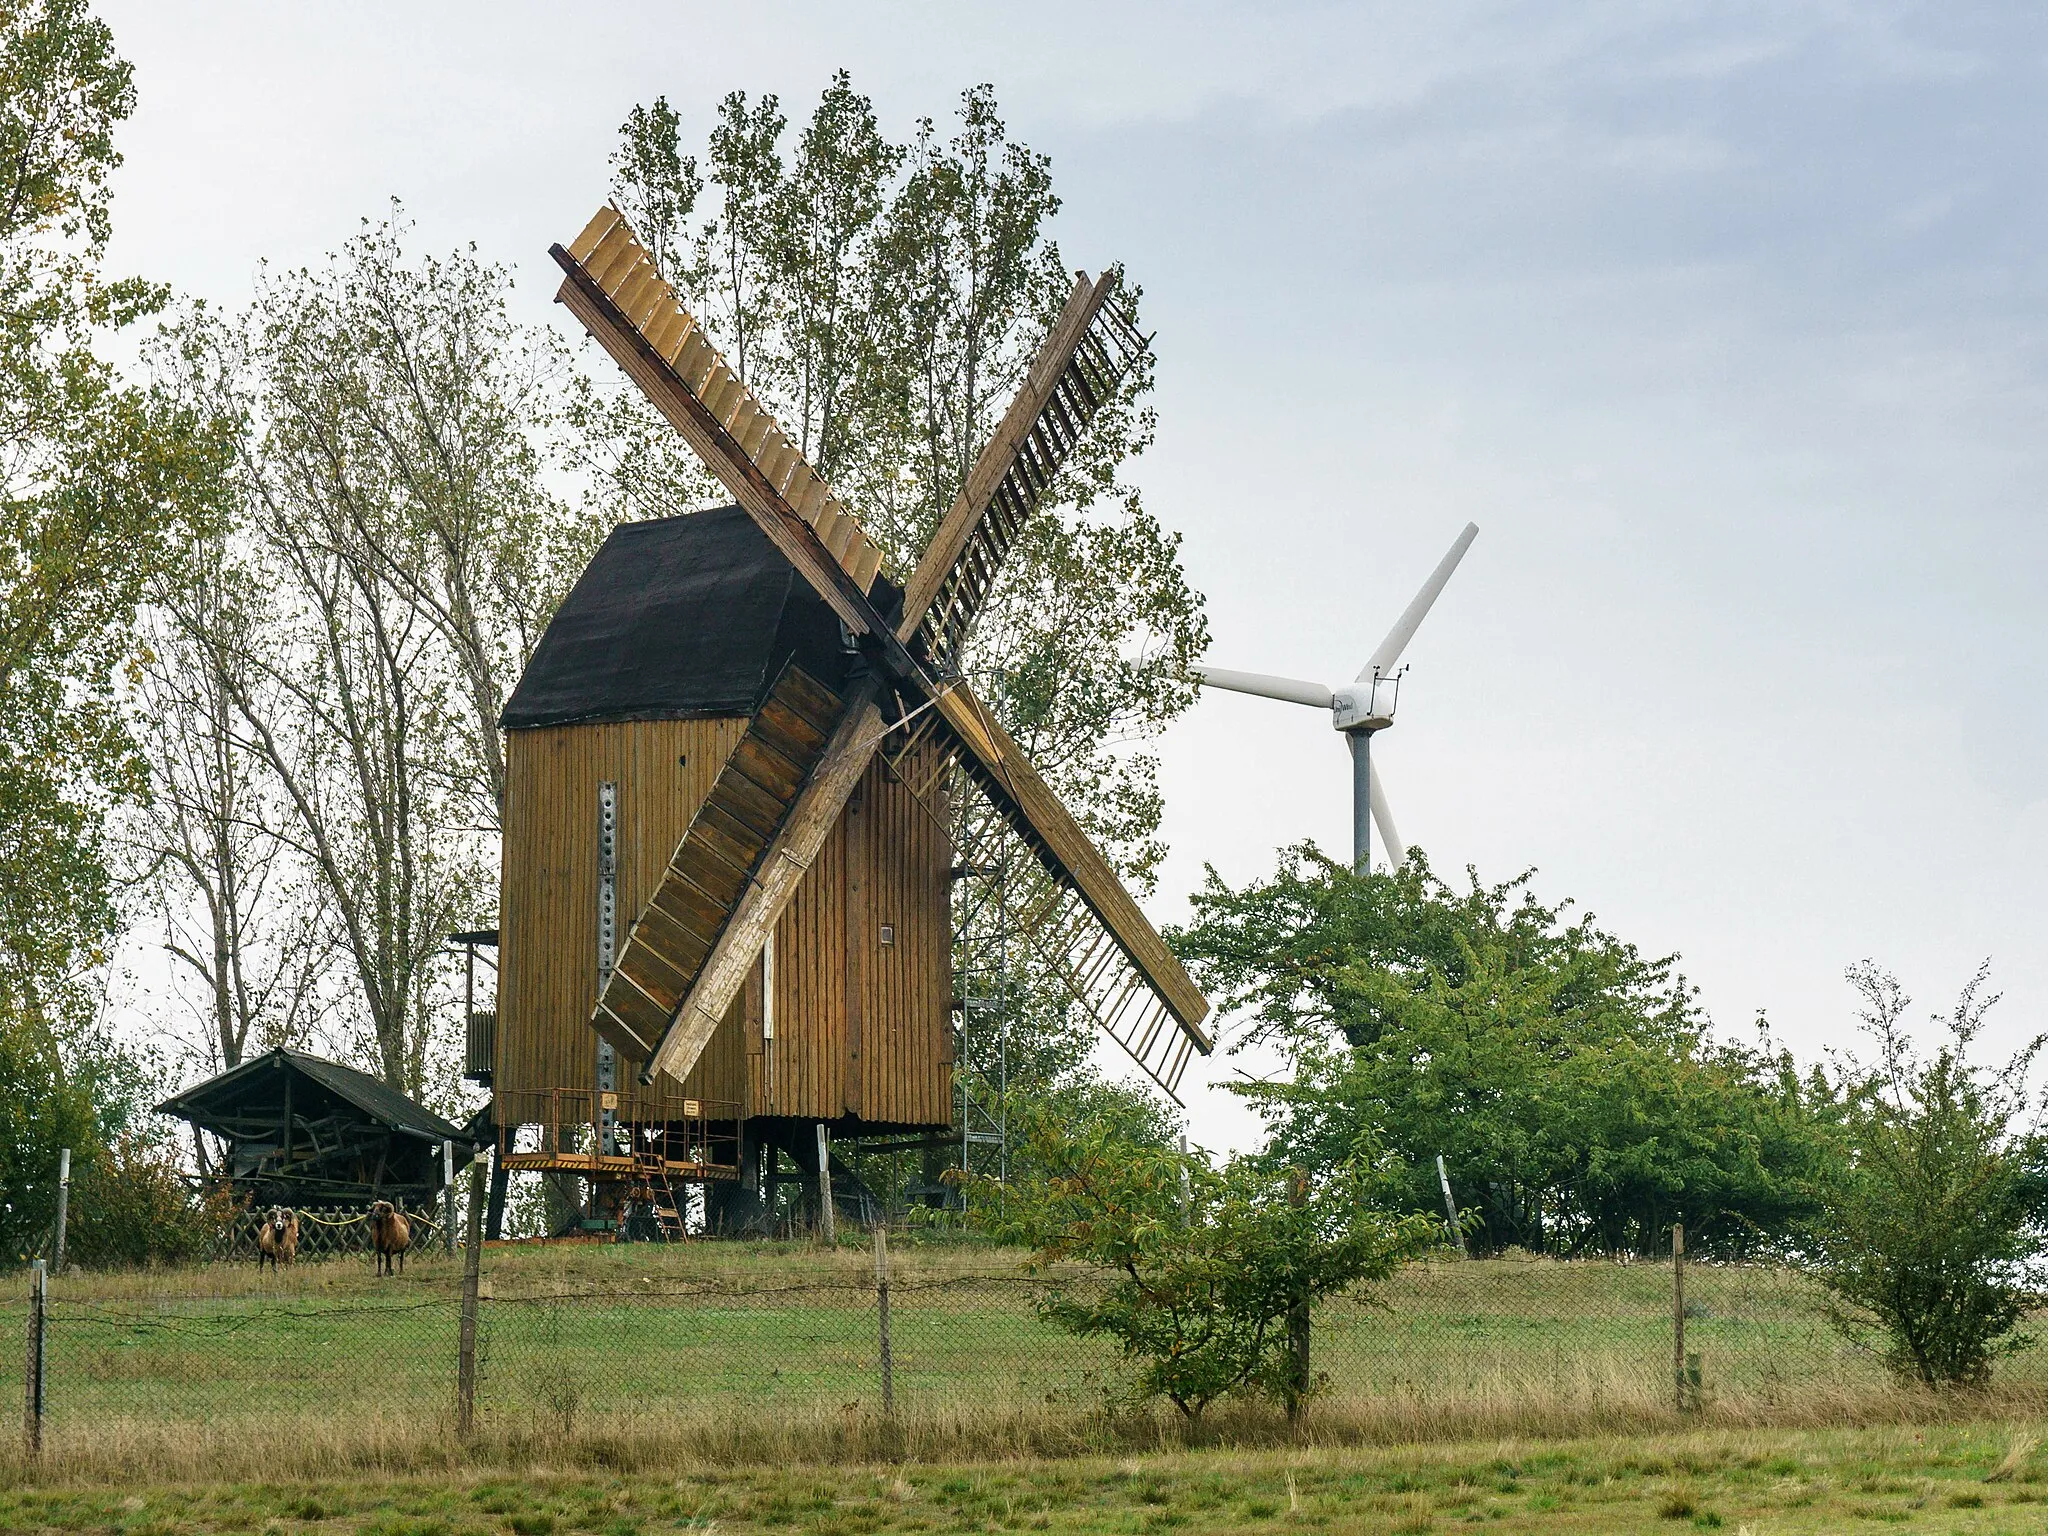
[595,783,620,1172]
[955,857,1012,1202]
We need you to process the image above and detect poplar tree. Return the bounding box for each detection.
[0,0,230,1033]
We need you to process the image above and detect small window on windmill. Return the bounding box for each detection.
[879,923,895,947]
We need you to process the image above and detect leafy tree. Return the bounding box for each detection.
[0,995,97,1262]
[140,214,603,1096]
[1810,962,2047,1388]
[1173,846,1838,1255]
[971,1108,1436,1421]
[0,0,231,1029]
[64,1132,219,1269]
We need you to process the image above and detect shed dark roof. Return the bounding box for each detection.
[155,1048,473,1146]
[501,506,895,730]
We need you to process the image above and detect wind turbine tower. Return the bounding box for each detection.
[1193,524,1479,874]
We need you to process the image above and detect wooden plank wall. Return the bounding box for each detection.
[498,718,750,1124]
[852,745,953,1125]
[499,720,953,1132]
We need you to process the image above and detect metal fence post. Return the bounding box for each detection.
[458,1161,484,1437]
[874,1225,894,1415]
[815,1123,835,1245]
[24,1259,46,1457]
[1672,1221,1687,1413]
[53,1148,70,1275]
[443,1140,457,1257]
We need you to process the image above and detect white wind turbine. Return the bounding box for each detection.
[1192,523,1479,874]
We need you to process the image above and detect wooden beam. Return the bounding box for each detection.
[843,779,867,1118]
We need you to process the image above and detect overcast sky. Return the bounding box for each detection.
[96,2,2048,1148]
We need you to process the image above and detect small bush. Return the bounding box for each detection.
[1808,963,2047,1388]
[65,1134,223,1269]
[966,1108,1437,1422]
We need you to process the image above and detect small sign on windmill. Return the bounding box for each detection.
[475,206,1214,1236]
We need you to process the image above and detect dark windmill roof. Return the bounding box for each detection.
[501,505,900,730]
[155,1048,474,1146]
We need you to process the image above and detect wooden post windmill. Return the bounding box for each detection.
[474,205,1212,1237]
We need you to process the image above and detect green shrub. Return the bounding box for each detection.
[967,1108,1436,1421]
[1809,962,2046,1388]
[0,998,100,1263]
[65,1133,220,1269]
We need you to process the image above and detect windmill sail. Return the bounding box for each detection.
[903,269,1148,672]
[883,685,1212,1097]
[588,662,843,1063]
[552,207,889,626]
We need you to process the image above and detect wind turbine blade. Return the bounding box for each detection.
[1357,522,1479,683]
[1368,756,1406,870]
[1190,665,1334,710]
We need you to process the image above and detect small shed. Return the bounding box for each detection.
[157,1048,477,1209]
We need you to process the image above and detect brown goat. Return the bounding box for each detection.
[256,1206,299,1271]
[367,1199,410,1276]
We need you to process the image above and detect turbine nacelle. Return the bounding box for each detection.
[1330,673,1401,733]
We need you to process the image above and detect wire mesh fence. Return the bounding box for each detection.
[12,1240,2048,1466]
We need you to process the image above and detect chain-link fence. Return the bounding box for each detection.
[12,1238,2048,1471]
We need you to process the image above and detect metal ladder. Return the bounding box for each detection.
[645,1162,687,1242]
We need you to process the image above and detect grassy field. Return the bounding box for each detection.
[8,1421,2048,1532]
[8,1239,2048,1484]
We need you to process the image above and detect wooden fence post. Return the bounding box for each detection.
[875,1225,894,1415]
[1672,1222,1687,1413]
[815,1123,835,1245]
[24,1259,45,1457]
[458,1161,484,1438]
[1286,1169,1310,1431]
[53,1148,70,1275]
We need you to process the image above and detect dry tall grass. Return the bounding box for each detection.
[9,1360,2048,1487]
